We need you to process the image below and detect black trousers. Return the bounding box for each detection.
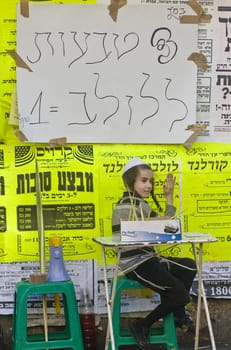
[126,256,197,328]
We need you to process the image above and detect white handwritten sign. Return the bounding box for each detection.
[16,4,197,143]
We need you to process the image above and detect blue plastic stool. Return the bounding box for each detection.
[12,279,84,350]
[109,275,179,350]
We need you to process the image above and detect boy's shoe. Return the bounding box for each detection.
[129,320,150,350]
[174,313,195,334]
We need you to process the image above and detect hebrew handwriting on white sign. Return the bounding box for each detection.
[16,4,197,143]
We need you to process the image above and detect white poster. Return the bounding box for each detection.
[16,3,197,144]
[210,1,231,140]
[0,260,94,315]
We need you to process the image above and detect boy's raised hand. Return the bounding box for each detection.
[163,173,176,205]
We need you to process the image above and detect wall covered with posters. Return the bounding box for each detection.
[0,0,231,315]
[0,142,231,315]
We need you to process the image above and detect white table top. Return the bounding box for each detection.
[93,233,217,248]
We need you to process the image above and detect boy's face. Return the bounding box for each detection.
[134,168,153,198]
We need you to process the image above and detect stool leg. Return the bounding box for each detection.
[14,289,30,349]
[63,285,84,348]
[164,313,179,350]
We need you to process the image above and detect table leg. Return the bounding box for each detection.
[101,246,115,350]
[102,246,121,350]
[192,242,202,350]
[192,242,216,350]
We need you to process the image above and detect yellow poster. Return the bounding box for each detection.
[1,143,99,262]
[96,143,227,264]
[181,142,231,261]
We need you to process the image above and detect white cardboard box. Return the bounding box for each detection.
[121,218,181,242]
